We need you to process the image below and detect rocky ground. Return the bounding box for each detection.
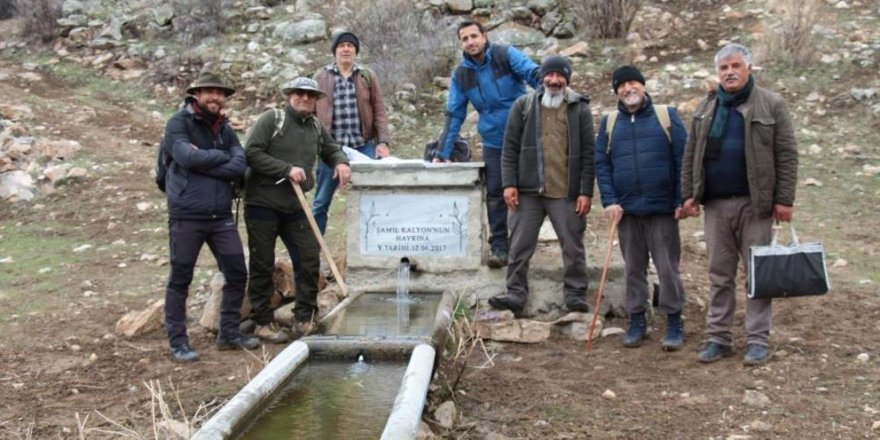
[1,0,879,439]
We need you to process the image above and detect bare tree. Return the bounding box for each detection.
[569,0,644,39]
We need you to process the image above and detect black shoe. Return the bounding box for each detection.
[217,334,261,351]
[487,293,524,317]
[170,344,199,363]
[661,312,684,351]
[697,342,734,363]
[487,250,509,269]
[565,298,590,313]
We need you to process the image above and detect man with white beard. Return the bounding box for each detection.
[594,65,689,350]
[487,55,595,317]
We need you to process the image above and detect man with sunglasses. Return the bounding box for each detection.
[244,77,351,343]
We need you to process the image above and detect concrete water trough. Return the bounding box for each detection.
[191,290,456,440]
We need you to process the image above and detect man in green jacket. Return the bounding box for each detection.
[244,77,351,342]
[681,43,798,366]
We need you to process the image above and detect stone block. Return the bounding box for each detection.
[115,299,164,338]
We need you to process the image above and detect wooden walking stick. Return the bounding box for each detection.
[291,181,349,297]
[586,220,618,352]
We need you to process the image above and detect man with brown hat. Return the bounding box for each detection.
[312,31,391,235]
[161,70,260,363]
[244,77,351,342]
[488,55,595,317]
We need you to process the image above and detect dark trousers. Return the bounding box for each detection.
[165,218,247,348]
[618,213,685,315]
[506,195,589,304]
[483,147,509,253]
[245,205,320,325]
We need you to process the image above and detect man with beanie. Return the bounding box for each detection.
[595,65,689,350]
[245,77,351,342]
[681,44,798,366]
[488,55,594,316]
[436,20,541,269]
[312,31,391,235]
[161,70,260,362]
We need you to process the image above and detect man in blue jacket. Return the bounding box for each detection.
[162,71,259,363]
[435,20,540,269]
[594,65,688,351]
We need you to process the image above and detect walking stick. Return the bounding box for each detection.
[291,181,349,297]
[586,220,618,352]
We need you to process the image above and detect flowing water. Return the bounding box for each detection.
[325,292,442,337]
[396,260,412,328]
[237,359,407,440]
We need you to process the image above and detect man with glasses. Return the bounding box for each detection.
[244,77,351,342]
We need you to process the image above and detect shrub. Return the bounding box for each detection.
[758,0,820,67]
[172,0,233,42]
[14,0,60,42]
[332,0,455,91]
[568,0,643,39]
[0,0,15,20]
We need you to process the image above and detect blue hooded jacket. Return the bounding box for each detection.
[440,44,540,160]
[594,95,687,215]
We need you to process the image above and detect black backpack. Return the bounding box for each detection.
[423,135,471,162]
[155,135,172,193]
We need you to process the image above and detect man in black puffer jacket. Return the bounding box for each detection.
[162,70,259,363]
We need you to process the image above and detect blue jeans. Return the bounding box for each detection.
[313,142,376,234]
[483,146,509,253]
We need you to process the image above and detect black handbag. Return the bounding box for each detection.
[748,223,830,299]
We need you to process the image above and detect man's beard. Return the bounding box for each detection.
[542,90,565,109]
[622,92,644,108]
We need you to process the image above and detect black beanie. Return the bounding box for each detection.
[612,65,645,92]
[539,55,572,83]
[331,31,360,55]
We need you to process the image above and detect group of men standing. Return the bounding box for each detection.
[160,20,798,368]
[444,22,798,367]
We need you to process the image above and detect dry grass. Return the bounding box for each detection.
[758,0,821,67]
[568,0,643,39]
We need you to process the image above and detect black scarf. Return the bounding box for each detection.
[706,75,754,160]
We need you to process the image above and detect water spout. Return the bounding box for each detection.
[397,259,412,330]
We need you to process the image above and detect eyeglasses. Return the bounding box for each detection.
[291,91,319,99]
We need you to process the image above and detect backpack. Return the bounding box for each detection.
[604,105,672,154]
[156,116,202,193]
[154,136,172,192]
[424,135,471,162]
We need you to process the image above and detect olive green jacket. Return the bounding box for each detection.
[681,84,798,218]
[244,105,349,213]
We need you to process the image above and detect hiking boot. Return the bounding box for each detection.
[254,322,291,344]
[487,293,525,317]
[292,320,315,339]
[217,333,261,351]
[661,312,684,351]
[487,250,509,269]
[622,312,648,348]
[565,297,591,313]
[697,342,734,363]
[170,344,199,363]
[743,344,770,366]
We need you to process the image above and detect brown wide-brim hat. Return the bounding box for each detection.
[186,70,235,97]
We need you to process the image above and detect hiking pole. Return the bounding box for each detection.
[586,219,618,352]
[291,181,349,297]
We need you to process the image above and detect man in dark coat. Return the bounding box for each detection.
[488,55,594,317]
[162,70,259,363]
[595,65,688,350]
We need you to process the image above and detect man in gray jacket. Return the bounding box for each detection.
[681,44,798,366]
[488,55,595,316]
